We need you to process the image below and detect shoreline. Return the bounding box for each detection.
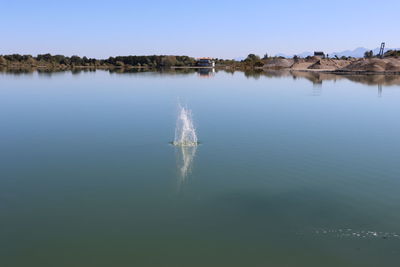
[2,65,400,75]
[2,53,400,74]
[2,59,400,75]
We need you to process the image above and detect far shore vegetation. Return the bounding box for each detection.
[1,50,400,73]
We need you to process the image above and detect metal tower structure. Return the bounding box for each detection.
[379,42,385,58]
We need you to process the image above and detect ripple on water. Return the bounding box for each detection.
[313,228,400,240]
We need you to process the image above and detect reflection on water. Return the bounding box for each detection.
[378,84,383,97]
[311,83,322,96]
[175,145,197,189]
[1,70,400,267]
[237,68,400,87]
[254,70,400,87]
[2,68,400,87]
[197,68,215,78]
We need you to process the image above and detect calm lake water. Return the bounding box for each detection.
[1,69,400,267]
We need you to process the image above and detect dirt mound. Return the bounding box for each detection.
[291,61,314,70]
[290,59,351,71]
[263,58,294,69]
[386,61,400,71]
[307,56,321,61]
[309,59,336,70]
[291,58,314,70]
[308,59,352,70]
[341,58,400,72]
[260,57,400,73]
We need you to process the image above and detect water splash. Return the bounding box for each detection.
[176,145,197,188]
[173,104,198,146]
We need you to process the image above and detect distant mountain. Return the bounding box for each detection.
[330,47,368,58]
[276,47,399,58]
[276,51,313,58]
[275,53,289,58]
[298,51,313,58]
[331,47,400,58]
[234,56,245,61]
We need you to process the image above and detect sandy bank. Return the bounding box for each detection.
[263,57,400,74]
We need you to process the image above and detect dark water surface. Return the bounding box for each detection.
[1,70,400,267]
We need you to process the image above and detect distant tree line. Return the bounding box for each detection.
[106,55,195,67]
[0,54,197,69]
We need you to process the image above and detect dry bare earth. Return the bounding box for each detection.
[308,59,352,70]
[265,57,353,71]
[263,57,400,73]
[340,58,400,73]
[291,57,353,71]
[263,58,294,69]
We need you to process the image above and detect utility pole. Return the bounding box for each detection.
[379,42,385,58]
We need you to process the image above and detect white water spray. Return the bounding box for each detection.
[173,104,198,146]
[176,145,197,187]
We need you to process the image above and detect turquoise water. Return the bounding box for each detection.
[1,70,400,266]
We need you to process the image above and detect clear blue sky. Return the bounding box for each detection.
[1,0,399,59]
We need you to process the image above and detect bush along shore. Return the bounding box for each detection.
[0,54,197,71]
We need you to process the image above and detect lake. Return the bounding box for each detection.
[1,69,400,267]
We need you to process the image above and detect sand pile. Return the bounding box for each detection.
[308,56,322,61]
[386,60,400,72]
[260,57,400,73]
[308,59,352,70]
[291,59,314,70]
[291,58,351,71]
[263,58,294,69]
[341,58,400,73]
[309,60,336,70]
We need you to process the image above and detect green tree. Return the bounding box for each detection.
[70,55,83,65]
[253,60,264,67]
[115,61,125,67]
[161,56,177,67]
[36,53,52,62]
[245,54,260,62]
